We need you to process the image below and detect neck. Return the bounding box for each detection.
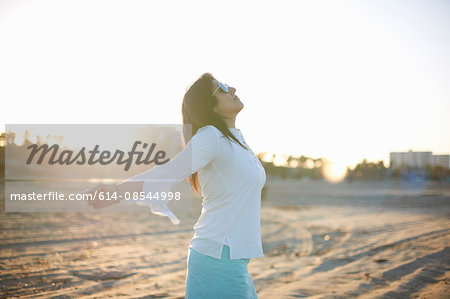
[223,115,236,128]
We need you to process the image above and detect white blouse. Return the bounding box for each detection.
[123,125,266,259]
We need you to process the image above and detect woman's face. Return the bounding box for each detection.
[212,79,244,116]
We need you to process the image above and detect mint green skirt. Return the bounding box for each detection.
[185,245,258,298]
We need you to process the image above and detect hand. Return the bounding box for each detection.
[84,183,120,209]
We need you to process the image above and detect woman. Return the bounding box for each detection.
[87,73,266,298]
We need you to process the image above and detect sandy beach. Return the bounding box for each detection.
[1,178,449,298]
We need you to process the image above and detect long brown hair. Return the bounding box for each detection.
[182,72,248,195]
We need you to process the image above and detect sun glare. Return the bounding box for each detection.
[321,159,348,183]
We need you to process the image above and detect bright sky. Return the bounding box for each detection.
[1,0,449,170]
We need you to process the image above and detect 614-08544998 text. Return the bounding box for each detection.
[96,191,181,201]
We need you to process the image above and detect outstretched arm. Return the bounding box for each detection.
[87,125,220,224]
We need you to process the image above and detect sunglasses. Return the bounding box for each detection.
[211,82,229,96]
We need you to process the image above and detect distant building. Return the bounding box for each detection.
[390,150,449,169]
[432,155,450,169]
